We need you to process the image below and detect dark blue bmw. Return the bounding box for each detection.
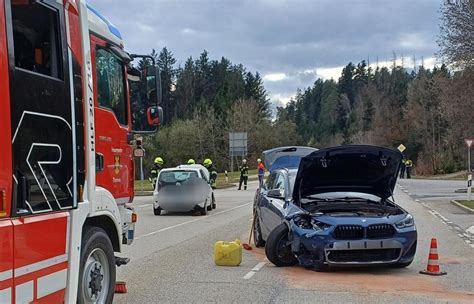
[253,145,417,271]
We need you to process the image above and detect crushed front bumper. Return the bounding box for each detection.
[289,223,417,268]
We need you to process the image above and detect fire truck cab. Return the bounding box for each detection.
[0,0,161,303]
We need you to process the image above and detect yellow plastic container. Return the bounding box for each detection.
[214,239,242,266]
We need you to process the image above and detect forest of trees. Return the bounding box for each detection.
[140,0,472,176]
[139,49,299,174]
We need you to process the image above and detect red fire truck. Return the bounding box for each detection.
[0,0,161,302]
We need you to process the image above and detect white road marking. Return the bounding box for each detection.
[252,262,266,272]
[135,203,153,208]
[136,202,253,240]
[243,271,256,280]
[467,226,474,235]
[244,262,266,280]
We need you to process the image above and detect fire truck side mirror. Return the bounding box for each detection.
[147,106,163,126]
[145,65,162,106]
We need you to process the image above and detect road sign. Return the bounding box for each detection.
[398,144,406,153]
[466,139,473,173]
[465,139,473,148]
[229,132,248,157]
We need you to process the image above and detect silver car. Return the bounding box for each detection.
[153,165,216,215]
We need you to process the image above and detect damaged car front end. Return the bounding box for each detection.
[256,145,417,270]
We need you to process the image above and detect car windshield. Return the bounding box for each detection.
[271,156,304,171]
[159,170,199,185]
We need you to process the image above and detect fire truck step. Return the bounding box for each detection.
[115,257,130,267]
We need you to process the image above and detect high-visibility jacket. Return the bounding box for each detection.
[257,163,265,176]
[149,164,162,187]
[206,164,218,189]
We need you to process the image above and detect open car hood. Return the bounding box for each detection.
[292,145,402,202]
[262,146,318,172]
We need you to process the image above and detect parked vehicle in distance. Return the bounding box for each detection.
[153,165,216,215]
[254,145,417,271]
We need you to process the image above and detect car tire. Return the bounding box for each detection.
[391,260,413,268]
[200,204,208,216]
[78,226,115,304]
[253,212,266,248]
[211,195,216,209]
[153,206,162,216]
[265,223,297,267]
[207,200,212,211]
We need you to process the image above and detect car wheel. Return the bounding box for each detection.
[211,195,216,209]
[200,204,208,216]
[78,226,115,304]
[391,260,413,268]
[265,223,297,267]
[207,200,212,211]
[153,206,162,216]
[253,212,266,248]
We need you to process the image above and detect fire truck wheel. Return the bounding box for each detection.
[78,226,116,304]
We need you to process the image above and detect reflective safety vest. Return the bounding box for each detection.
[240,165,249,177]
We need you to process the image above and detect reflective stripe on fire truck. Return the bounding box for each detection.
[0,254,68,303]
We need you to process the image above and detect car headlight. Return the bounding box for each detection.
[293,216,331,232]
[395,214,414,229]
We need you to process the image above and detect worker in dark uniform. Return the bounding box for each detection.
[238,159,249,190]
[149,157,163,188]
[400,158,406,179]
[203,158,217,189]
[405,158,413,179]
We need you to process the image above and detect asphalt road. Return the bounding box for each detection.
[114,181,474,303]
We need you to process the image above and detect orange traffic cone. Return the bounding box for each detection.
[115,281,128,293]
[419,238,447,276]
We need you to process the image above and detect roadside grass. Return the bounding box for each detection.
[134,169,260,191]
[457,200,474,209]
[413,171,469,181]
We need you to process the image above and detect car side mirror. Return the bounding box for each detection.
[268,189,284,199]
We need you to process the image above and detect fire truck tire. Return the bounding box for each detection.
[78,226,116,304]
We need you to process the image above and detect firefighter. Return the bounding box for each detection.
[187,159,196,165]
[400,158,406,179]
[405,158,413,179]
[149,157,163,188]
[203,158,217,189]
[238,159,249,190]
[257,158,265,187]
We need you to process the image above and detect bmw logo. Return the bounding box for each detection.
[361,219,367,223]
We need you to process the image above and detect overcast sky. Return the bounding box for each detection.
[91,0,441,106]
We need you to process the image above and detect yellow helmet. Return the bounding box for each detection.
[154,157,164,165]
[187,159,196,165]
[203,158,212,167]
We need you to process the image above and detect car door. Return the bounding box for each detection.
[264,172,287,233]
[256,171,275,238]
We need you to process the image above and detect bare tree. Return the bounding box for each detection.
[438,0,474,68]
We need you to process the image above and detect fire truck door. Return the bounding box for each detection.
[91,36,133,204]
[5,0,78,302]
[1,0,14,302]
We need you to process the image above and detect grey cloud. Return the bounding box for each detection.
[90,0,441,103]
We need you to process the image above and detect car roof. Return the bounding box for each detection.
[160,167,201,173]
